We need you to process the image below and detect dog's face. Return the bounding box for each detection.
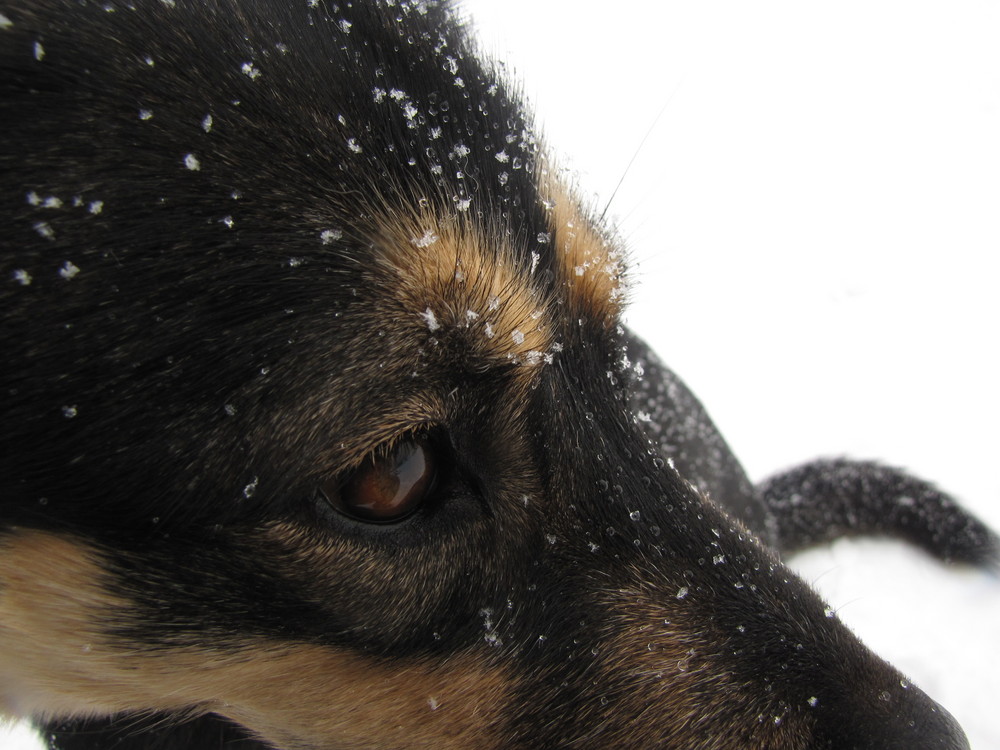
[0,2,976,749]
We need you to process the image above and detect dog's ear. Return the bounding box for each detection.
[42,714,262,750]
[758,458,1000,565]
[625,329,1000,566]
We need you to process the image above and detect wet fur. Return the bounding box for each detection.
[1,2,997,749]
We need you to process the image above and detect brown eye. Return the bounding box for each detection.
[322,436,437,523]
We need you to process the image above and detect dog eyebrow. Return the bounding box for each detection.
[543,177,629,327]
[368,203,557,369]
[363,174,628,379]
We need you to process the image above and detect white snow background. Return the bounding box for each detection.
[4,1,999,748]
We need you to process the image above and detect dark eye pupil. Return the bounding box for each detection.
[323,437,436,523]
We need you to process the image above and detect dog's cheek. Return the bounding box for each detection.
[0,529,513,749]
[0,529,172,719]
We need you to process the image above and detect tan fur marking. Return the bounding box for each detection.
[596,581,813,749]
[542,175,627,323]
[0,530,129,718]
[0,530,509,749]
[370,203,555,368]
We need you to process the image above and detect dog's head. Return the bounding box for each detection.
[0,2,968,748]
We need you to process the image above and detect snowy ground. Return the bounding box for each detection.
[4,1,998,748]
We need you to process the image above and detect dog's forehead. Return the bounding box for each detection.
[0,0,627,455]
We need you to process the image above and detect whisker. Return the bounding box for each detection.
[599,79,685,224]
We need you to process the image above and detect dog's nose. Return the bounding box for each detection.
[876,700,969,750]
[811,680,969,750]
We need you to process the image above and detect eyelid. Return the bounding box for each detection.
[328,415,444,476]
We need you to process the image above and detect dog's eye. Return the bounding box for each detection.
[321,436,437,523]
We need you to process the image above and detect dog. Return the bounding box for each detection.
[2,1,997,748]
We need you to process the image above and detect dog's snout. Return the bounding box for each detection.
[578,500,971,748]
[529,372,970,749]
[810,683,970,750]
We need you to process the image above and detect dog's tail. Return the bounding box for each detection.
[757,458,1000,568]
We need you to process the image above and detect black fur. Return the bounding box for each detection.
[2,1,995,749]
[759,458,999,565]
